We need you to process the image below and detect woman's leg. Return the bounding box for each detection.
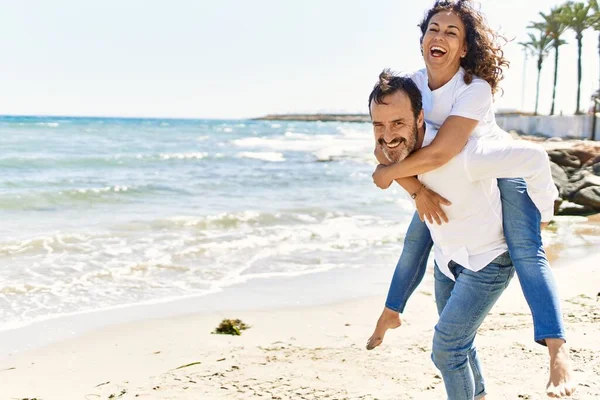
[386,211,433,312]
[498,178,575,397]
[432,252,514,400]
[367,212,433,350]
[497,178,565,344]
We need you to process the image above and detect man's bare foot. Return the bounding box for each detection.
[366,307,402,350]
[545,338,576,397]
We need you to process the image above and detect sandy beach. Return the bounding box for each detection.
[1,228,599,400]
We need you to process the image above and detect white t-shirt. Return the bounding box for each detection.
[407,67,511,143]
[419,135,558,280]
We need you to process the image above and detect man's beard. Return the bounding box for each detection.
[381,124,418,163]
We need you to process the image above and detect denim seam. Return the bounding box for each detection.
[460,359,471,399]
[470,355,484,397]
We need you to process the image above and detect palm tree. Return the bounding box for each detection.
[590,0,600,91]
[560,1,598,114]
[538,6,569,115]
[519,29,553,115]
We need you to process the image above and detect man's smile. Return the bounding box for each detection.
[378,137,405,149]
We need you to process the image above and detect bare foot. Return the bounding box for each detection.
[545,339,576,397]
[366,307,402,350]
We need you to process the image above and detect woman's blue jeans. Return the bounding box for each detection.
[384,178,565,344]
[432,252,515,400]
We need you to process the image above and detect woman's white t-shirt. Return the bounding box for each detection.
[407,67,511,144]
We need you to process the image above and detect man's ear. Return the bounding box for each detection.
[417,109,424,129]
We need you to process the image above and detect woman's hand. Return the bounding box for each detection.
[415,186,452,225]
[372,165,393,189]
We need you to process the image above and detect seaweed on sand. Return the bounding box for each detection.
[212,318,250,335]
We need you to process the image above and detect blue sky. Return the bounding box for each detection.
[0,0,597,118]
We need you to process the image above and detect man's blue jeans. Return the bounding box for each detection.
[385,178,565,344]
[432,252,515,400]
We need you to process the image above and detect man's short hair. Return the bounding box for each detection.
[368,69,423,121]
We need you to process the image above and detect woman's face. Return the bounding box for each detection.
[421,11,467,74]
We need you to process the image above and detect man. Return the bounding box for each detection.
[367,70,562,399]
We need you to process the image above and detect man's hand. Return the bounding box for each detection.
[372,164,393,189]
[415,186,452,225]
[541,222,549,230]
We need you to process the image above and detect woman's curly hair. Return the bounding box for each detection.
[419,0,509,96]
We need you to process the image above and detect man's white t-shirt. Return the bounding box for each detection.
[419,133,558,280]
[407,67,511,143]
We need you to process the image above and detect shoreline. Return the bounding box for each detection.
[0,255,403,358]
[0,215,598,358]
[1,243,599,398]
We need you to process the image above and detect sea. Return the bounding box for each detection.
[1,116,598,334]
[0,116,418,332]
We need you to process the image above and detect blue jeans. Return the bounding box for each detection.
[385,178,565,344]
[432,251,515,400]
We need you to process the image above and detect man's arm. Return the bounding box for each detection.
[374,79,492,184]
[374,145,451,224]
[376,116,478,184]
[465,139,559,222]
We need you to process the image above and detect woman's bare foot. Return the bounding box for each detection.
[366,307,402,350]
[545,338,576,397]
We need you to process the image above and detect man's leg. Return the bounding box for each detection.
[434,264,487,399]
[498,178,575,397]
[431,252,514,400]
[367,212,433,350]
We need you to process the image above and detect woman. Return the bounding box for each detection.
[367,1,574,397]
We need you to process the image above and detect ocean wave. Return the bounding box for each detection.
[149,210,359,231]
[0,232,106,257]
[153,211,281,230]
[158,152,208,160]
[0,184,165,210]
[336,125,370,138]
[2,151,214,170]
[231,132,373,163]
[284,131,310,139]
[236,151,285,162]
[0,208,415,330]
[34,122,60,128]
[232,135,329,152]
[313,147,346,162]
[0,283,42,295]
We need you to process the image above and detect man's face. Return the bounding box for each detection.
[370,90,419,163]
